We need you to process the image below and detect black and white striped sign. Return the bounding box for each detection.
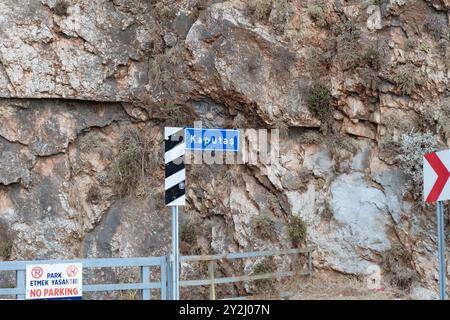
[164,127,185,206]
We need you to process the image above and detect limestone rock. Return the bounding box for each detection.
[303,146,335,178]
[0,99,127,156]
[0,137,35,187]
[367,5,382,31]
[0,0,153,101]
[324,173,391,273]
[342,118,377,140]
[185,2,318,127]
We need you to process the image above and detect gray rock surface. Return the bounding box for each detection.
[0,0,449,297]
[0,0,152,101]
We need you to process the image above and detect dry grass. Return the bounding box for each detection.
[181,221,197,246]
[111,127,160,198]
[253,214,276,240]
[282,271,409,300]
[334,20,362,71]
[78,132,113,161]
[382,243,418,291]
[394,63,420,95]
[118,290,140,300]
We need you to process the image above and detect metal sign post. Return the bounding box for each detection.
[171,205,180,300]
[436,201,446,300]
[164,127,186,300]
[164,126,240,300]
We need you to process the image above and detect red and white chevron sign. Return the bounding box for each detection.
[423,150,450,203]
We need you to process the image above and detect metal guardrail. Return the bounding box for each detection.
[180,247,314,300]
[0,247,313,300]
[0,256,166,300]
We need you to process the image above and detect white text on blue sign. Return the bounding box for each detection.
[185,128,240,152]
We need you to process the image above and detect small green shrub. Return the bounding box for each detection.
[306,82,333,133]
[382,243,418,291]
[308,4,327,28]
[0,240,13,258]
[253,260,273,274]
[288,216,307,246]
[300,130,324,145]
[252,259,276,294]
[53,0,69,16]
[246,0,272,22]
[271,0,293,30]
[394,63,419,95]
[253,214,276,240]
[155,2,177,25]
[181,222,197,246]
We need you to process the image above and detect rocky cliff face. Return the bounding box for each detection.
[1,0,449,298]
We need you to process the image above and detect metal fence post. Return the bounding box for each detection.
[307,249,313,280]
[141,266,151,300]
[208,260,216,300]
[166,255,173,300]
[16,270,25,300]
[160,256,167,300]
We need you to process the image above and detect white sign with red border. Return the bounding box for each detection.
[423,149,450,203]
[25,263,82,300]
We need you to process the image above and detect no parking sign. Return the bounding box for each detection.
[25,263,82,300]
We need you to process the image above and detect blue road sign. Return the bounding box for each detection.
[185,128,240,152]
